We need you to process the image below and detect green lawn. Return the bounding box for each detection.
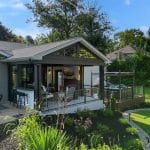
[144,86,150,103]
[134,86,150,103]
[131,110,150,135]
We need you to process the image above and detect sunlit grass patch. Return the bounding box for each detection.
[131,110,150,135]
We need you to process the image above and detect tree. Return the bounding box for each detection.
[114,29,146,49]
[26,0,113,53]
[75,8,113,53]
[25,35,35,45]
[26,0,83,40]
[0,22,14,41]
[12,35,26,43]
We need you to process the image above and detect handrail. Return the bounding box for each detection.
[40,87,100,111]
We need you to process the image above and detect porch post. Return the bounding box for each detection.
[99,65,104,100]
[34,64,42,109]
[16,64,19,88]
[80,65,84,89]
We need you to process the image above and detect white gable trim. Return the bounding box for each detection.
[0,50,11,58]
[33,37,110,64]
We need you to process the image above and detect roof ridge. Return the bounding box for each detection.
[12,37,82,52]
[0,40,27,45]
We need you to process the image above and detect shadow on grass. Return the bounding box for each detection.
[132,120,150,135]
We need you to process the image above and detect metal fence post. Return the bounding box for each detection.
[84,89,86,103]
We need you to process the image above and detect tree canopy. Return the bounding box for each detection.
[26,0,113,54]
[0,21,35,44]
[114,28,150,52]
[0,22,15,41]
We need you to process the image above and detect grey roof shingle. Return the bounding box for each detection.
[0,41,29,51]
[5,37,110,63]
[0,41,30,57]
[9,38,78,60]
[106,45,136,60]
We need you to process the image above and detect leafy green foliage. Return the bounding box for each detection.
[26,0,113,53]
[114,28,150,52]
[103,108,114,117]
[119,118,128,125]
[0,21,35,44]
[6,110,144,149]
[78,143,122,150]
[126,139,143,150]
[0,22,14,41]
[12,114,70,150]
[108,53,150,85]
[126,127,138,135]
[96,124,113,136]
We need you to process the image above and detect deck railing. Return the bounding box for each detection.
[104,85,144,102]
[40,87,99,111]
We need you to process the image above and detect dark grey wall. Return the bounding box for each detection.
[0,63,8,101]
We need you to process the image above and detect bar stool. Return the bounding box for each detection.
[17,92,28,109]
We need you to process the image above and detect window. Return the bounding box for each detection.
[18,65,34,89]
[51,43,98,59]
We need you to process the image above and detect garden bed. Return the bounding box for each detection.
[43,109,143,149]
[0,110,144,149]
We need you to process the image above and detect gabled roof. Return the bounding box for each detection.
[0,40,30,57]
[0,41,29,51]
[0,50,12,57]
[107,45,136,60]
[6,37,110,63]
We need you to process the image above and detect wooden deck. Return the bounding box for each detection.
[40,97,104,116]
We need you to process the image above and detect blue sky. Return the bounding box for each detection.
[0,0,150,38]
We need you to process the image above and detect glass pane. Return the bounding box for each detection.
[12,66,17,89]
[64,47,77,57]
[51,44,98,59]
[18,65,34,89]
[26,65,34,88]
[47,66,52,87]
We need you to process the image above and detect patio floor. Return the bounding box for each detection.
[0,98,105,123]
[40,97,105,116]
[0,101,25,125]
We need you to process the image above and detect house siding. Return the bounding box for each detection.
[0,63,8,101]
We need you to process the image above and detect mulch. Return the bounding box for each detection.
[0,137,18,150]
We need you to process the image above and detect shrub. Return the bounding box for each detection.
[126,139,143,150]
[103,108,114,117]
[126,127,138,135]
[76,109,95,119]
[74,116,93,138]
[97,124,112,136]
[90,135,103,148]
[119,118,128,125]
[12,114,70,150]
[64,116,74,127]
[78,143,122,150]
[110,96,117,111]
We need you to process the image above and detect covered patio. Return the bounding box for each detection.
[4,37,109,114]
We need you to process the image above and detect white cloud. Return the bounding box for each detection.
[0,0,26,10]
[124,0,132,6]
[14,24,50,39]
[140,26,149,36]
